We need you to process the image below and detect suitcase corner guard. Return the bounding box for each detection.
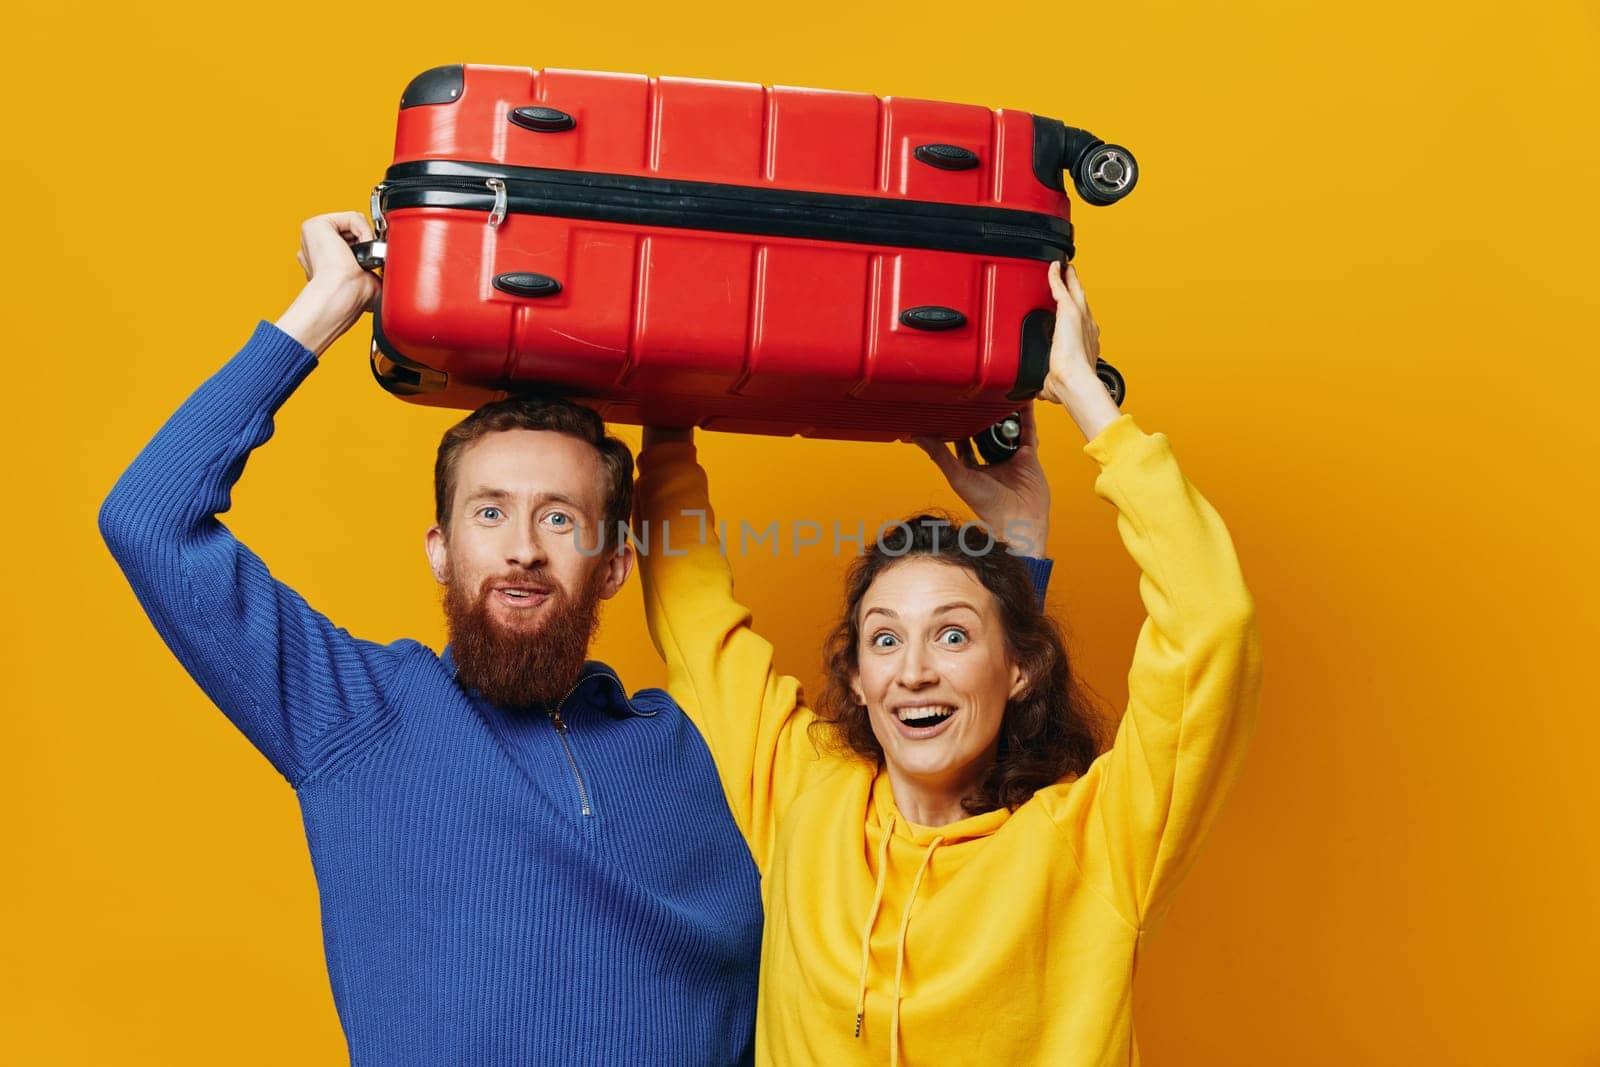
[401,64,465,110]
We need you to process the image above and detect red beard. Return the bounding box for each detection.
[443,565,606,709]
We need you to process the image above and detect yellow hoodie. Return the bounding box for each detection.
[635,413,1263,1066]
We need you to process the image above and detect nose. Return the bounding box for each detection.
[506,519,548,569]
[895,641,938,690]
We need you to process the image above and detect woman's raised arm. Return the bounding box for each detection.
[634,429,822,872]
[1034,262,1264,932]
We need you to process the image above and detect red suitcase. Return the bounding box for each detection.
[356,63,1136,458]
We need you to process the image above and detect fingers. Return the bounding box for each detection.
[1048,259,1065,295]
[305,211,375,243]
[302,215,360,261]
[1047,262,1102,366]
[1048,262,1083,330]
[298,211,374,283]
[1017,402,1040,449]
[1064,263,1090,318]
[1065,263,1101,359]
[912,436,963,478]
[953,437,980,470]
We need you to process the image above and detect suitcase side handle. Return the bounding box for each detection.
[900,306,968,331]
[914,144,981,171]
[351,240,385,271]
[509,106,577,133]
[493,272,563,298]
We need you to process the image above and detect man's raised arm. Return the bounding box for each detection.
[99,213,408,786]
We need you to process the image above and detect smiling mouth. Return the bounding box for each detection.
[895,705,955,730]
[495,586,552,607]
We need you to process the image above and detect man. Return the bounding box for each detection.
[99,212,761,1065]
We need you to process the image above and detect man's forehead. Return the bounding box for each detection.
[457,429,605,505]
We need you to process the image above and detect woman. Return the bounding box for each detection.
[635,263,1263,1065]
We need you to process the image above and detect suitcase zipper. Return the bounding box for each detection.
[375,160,1074,261]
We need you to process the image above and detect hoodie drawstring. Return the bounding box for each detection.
[854,814,896,1038]
[889,836,943,1067]
[853,814,945,1067]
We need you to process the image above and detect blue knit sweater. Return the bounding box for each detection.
[98,322,765,1066]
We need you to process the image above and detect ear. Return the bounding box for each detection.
[596,540,635,600]
[1008,661,1029,701]
[425,524,450,586]
[849,669,867,708]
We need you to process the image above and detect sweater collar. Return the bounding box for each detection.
[440,647,655,719]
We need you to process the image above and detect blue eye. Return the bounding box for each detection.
[479,507,504,522]
[870,632,898,649]
[545,511,573,530]
[939,629,968,646]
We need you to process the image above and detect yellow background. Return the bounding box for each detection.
[5,1,1597,1062]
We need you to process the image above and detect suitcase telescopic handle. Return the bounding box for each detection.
[1059,126,1138,206]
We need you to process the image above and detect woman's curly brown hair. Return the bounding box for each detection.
[812,513,1107,816]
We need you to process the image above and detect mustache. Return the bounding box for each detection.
[471,569,566,598]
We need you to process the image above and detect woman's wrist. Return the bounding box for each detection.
[1056,372,1121,442]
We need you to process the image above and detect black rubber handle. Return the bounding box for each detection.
[493,272,563,298]
[509,106,576,132]
[350,240,386,271]
[914,144,980,171]
[900,306,967,331]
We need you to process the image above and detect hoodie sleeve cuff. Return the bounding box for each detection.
[1081,412,1151,466]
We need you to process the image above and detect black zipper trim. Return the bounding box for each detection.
[379,160,1074,261]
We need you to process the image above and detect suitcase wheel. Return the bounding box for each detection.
[1095,359,1127,406]
[972,413,1024,465]
[1072,144,1138,206]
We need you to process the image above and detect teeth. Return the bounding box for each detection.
[896,706,954,723]
[504,590,532,599]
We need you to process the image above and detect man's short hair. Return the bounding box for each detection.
[434,395,634,553]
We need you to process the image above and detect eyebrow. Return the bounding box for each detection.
[463,489,589,511]
[862,601,979,622]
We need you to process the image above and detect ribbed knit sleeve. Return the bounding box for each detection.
[98,321,407,786]
[1039,412,1263,934]
[1021,555,1054,607]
